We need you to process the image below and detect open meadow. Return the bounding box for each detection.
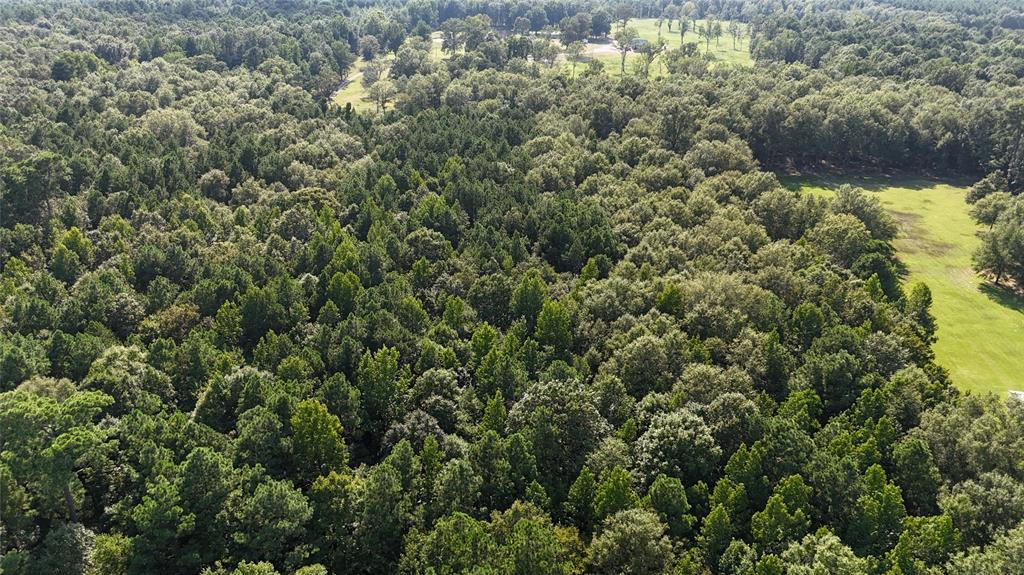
[332,34,444,111]
[335,19,751,109]
[784,174,1024,396]
[561,18,752,77]
[580,17,753,73]
[331,55,390,112]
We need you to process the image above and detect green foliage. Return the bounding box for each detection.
[940,471,1024,547]
[887,514,960,575]
[431,458,482,520]
[1,1,1022,570]
[634,409,721,486]
[1,383,113,525]
[946,521,1024,575]
[564,466,597,535]
[588,509,673,575]
[480,390,507,434]
[699,504,733,567]
[401,512,494,573]
[974,197,1024,285]
[594,466,638,521]
[476,347,527,401]
[326,271,362,318]
[646,474,694,538]
[510,270,546,327]
[357,347,407,448]
[891,437,941,515]
[781,530,867,575]
[751,475,812,554]
[52,51,100,81]
[534,299,572,356]
[846,465,907,556]
[291,399,349,484]
[356,464,409,572]
[509,379,609,506]
[90,533,131,575]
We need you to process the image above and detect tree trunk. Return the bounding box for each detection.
[64,482,78,523]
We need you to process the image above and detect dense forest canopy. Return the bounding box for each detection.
[2,0,1024,574]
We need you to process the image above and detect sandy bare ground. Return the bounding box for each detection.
[585,42,619,56]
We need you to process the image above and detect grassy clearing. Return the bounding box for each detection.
[332,35,444,111]
[334,21,751,109]
[331,56,387,112]
[782,173,1024,397]
[634,18,752,67]
[568,18,752,76]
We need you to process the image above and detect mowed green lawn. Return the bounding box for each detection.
[634,17,752,67]
[574,18,752,75]
[783,174,1024,396]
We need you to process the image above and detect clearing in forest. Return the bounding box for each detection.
[783,174,1024,397]
[570,18,752,75]
[335,18,753,111]
[332,33,444,111]
[331,55,389,112]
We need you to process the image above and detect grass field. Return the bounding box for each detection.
[631,18,752,68]
[334,20,752,110]
[331,56,389,112]
[783,174,1024,396]
[568,18,752,76]
[332,35,444,111]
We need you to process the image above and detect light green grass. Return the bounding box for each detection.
[332,34,445,111]
[568,18,752,76]
[331,55,386,112]
[335,22,751,109]
[782,174,1024,397]
[633,18,752,67]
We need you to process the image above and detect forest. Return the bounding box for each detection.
[2,0,1024,574]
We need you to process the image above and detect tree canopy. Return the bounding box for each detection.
[2,0,1024,574]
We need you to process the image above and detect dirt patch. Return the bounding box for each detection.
[891,210,920,228]
[891,210,955,257]
[586,42,620,56]
[979,274,1024,304]
[947,267,977,290]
